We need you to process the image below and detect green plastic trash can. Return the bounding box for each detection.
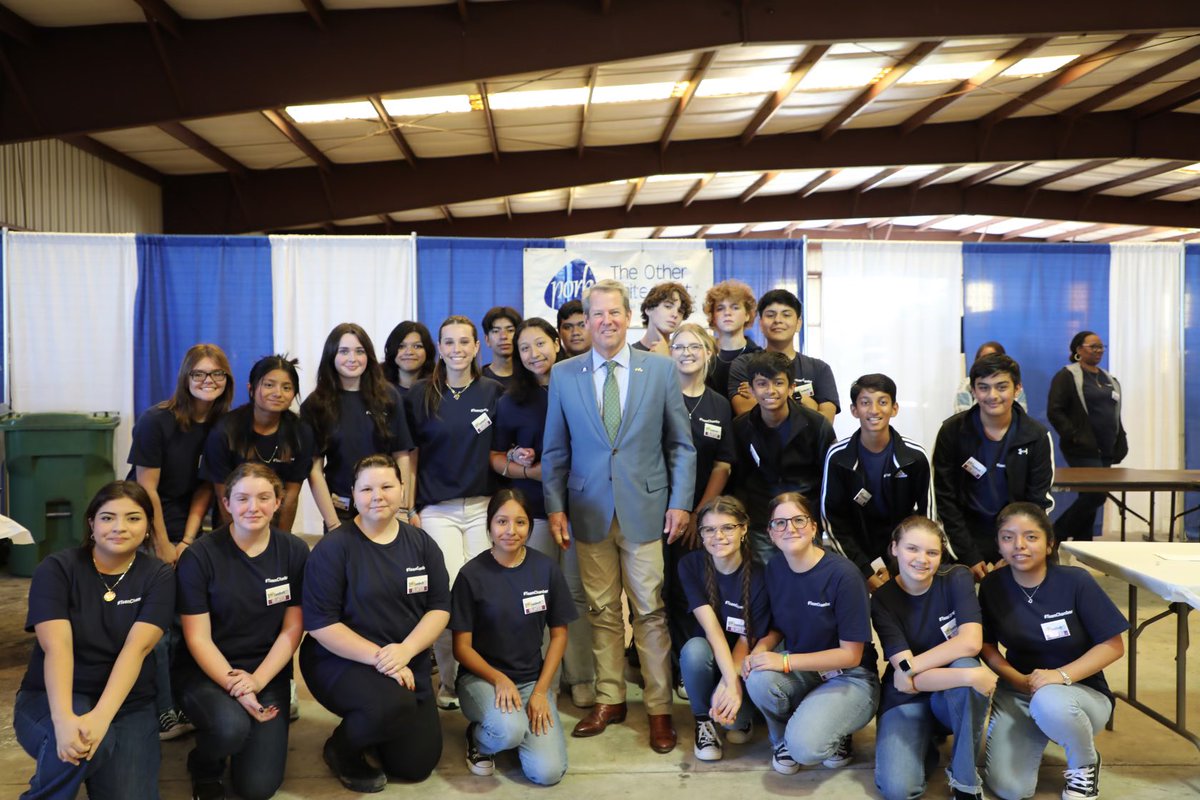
[2,412,120,576]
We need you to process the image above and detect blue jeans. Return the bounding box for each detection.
[744,664,879,765]
[457,671,568,786]
[678,636,753,729]
[874,658,989,800]
[177,672,290,800]
[13,690,160,800]
[984,682,1112,800]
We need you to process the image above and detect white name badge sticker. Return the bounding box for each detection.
[962,457,987,479]
[472,412,492,434]
[523,594,548,615]
[725,616,746,635]
[1041,619,1071,641]
[853,488,872,506]
[941,619,959,640]
[406,575,428,595]
[265,583,291,606]
[818,669,843,681]
[703,422,723,440]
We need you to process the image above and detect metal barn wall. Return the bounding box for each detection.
[0,140,161,233]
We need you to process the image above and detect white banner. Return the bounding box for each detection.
[523,247,714,334]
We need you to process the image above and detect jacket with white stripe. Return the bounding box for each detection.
[932,403,1055,567]
[820,428,934,577]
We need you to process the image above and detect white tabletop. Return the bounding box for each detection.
[1059,541,1200,612]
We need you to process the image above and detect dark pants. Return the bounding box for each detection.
[661,535,694,679]
[177,671,290,800]
[14,691,160,800]
[1055,456,1112,541]
[299,636,442,781]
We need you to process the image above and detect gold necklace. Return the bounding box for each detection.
[447,379,473,401]
[94,553,136,602]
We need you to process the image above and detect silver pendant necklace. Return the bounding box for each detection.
[1017,581,1043,604]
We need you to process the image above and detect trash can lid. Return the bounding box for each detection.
[0,412,120,430]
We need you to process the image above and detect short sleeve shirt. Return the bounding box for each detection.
[127,406,212,540]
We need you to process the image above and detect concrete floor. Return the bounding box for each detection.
[1,545,1197,799]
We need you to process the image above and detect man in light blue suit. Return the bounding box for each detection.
[543,279,696,754]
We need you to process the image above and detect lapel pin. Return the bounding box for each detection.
[634,367,644,373]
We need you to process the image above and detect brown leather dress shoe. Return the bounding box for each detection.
[648,714,676,753]
[571,702,628,738]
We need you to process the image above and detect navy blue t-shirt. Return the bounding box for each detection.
[201,410,316,486]
[966,414,1009,520]
[482,364,514,390]
[491,387,548,519]
[176,525,309,678]
[305,386,415,498]
[871,565,982,714]
[677,549,770,648]
[980,564,1128,700]
[708,340,761,397]
[766,550,876,669]
[450,549,576,684]
[729,352,841,412]
[302,521,450,698]
[127,406,212,541]
[21,549,175,713]
[858,439,894,519]
[405,378,503,505]
[685,389,737,508]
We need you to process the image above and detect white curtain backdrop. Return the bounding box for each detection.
[1107,243,1184,536]
[269,234,418,534]
[4,231,139,474]
[818,241,964,452]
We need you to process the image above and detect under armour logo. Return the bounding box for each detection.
[1017,448,1029,455]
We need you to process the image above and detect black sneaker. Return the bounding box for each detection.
[953,789,986,799]
[822,735,852,768]
[323,735,387,793]
[190,775,225,800]
[1062,752,1101,799]
[465,722,495,776]
[693,718,722,761]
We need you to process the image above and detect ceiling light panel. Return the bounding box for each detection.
[659,225,705,237]
[798,57,896,91]
[705,223,749,235]
[286,102,378,123]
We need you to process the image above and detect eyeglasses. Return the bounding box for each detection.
[698,522,744,539]
[669,343,704,354]
[189,370,228,384]
[1082,344,1105,352]
[767,515,812,533]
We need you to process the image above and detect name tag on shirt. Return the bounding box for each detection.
[265,583,291,606]
[1041,619,1071,641]
[941,619,959,640]
[725,616,746,635]
[472,412,492,434]
[818,669,843,681]
[749,444,761,467]
[523,594,547,615]
[962,456,987,479]
[406,574,428,594]
[853,488,872,506]
[703,422,723,440]
[1112,390,1120,402]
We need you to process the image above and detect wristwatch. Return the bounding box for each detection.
[898,657,913,674]
[1057,669,1073,686]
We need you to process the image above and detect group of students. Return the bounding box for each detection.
[14,277,1129,800]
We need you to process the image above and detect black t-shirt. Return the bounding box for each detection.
[979,564,1128,700]
[708,340,762,397]
[685,389,737,508]
[305,387,415,498]
[200,410,316,486]
[450,549,576,684]
[21,549,175,712]
[176,525,309,677]
[1081,372,1119,458]
[405,378,503,505]
[765,550,876,669]
[482,364,515,390]
[127,406,212,541]
[491,388,549,519]
[677,549,770,648]
[871,566,981,714]
[302,521,451,697]
[728,351,841,412]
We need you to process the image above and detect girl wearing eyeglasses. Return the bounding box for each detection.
[127,343,233,740]
[667,323,736,697]
[677,496,772,761]
[1047,331,1127,542]
[303,323,415,530]
[743,492,879,775]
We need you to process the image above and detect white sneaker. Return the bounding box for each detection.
[436,685,459,710]
[693,719,722,761]
[1062,752,1101,799]
[822,735,852,768]
[289,678,300,721]
[772,742,800,775]
[725,721,754,744]
[570,682,596,708]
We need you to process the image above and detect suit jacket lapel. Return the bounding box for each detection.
[616,350,651,442]
[575,357,610,443]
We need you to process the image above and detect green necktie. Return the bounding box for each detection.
[602,360,621,442]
